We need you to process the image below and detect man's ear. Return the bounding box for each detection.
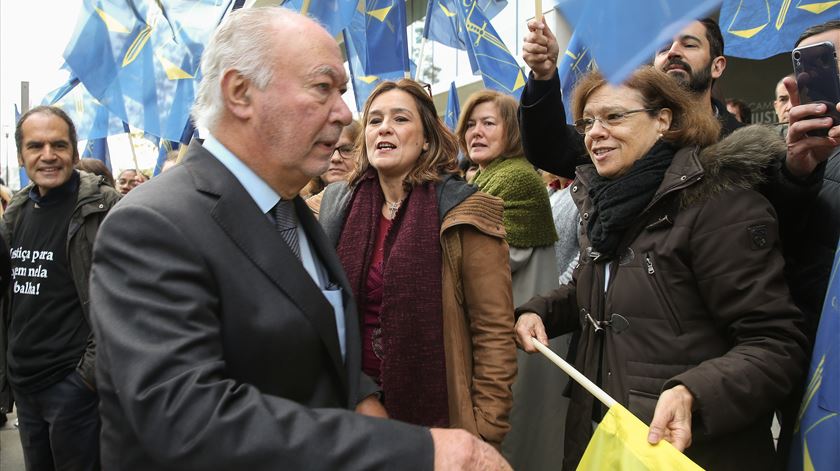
[711,55,726,80]
[221,69,253,119]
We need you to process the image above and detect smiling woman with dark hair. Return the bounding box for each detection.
[514,67,807,470]
[319,79,516,447]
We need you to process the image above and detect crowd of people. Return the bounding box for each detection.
[0,6,837,471]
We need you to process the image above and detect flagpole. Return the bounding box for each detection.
[415,36,428,81]
[125,129,142,172]
[535,0,543,21]
[530,337,616,408]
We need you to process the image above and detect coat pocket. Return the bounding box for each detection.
[643,252,683,336]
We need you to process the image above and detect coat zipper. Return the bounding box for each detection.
[644,253,683,336]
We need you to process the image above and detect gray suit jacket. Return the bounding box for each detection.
[90,142,432,470]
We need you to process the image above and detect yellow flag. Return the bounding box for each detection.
[577,403,704,470]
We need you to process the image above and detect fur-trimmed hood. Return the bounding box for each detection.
[680,124,786,207]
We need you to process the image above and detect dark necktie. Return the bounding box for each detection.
[271,200,301,260]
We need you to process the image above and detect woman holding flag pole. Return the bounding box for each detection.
[514,66,808,470]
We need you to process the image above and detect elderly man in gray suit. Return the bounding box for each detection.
[89,7,510,471]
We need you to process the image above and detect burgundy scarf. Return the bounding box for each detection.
[336,171,448,427]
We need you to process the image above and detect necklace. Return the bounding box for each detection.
[384,198,404,220]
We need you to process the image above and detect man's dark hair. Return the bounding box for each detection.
[700,18,725,59]
[726,98,752,124]
[796,20,840,46]
[15,105,80,161]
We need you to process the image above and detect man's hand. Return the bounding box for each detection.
[783,76,839,178]
[354,395,388,418]
[431,429,512,470]
[647,385,694,452]
[514,313,548,352]
[522,18,559,81]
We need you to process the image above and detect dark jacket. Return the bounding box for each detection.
[516,126,808,470]
[783,148,840,340]
[0,171,120,412]
[91,144,432,470]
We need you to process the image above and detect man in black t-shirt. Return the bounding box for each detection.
[1,106,120,470]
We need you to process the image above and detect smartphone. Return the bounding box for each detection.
[792,41,840,137]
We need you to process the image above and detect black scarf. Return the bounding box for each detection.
[587,141,676,257]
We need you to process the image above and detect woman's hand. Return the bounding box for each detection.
[647,385,694,452]
[514,313,548,352]
[355,395,389,418]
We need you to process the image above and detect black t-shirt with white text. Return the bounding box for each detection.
[8,174,88,393]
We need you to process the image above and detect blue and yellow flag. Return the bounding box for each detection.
[557,33,596,123]
[423,0,524,98]
[63,0,230,141]
[345,0,410,76]
[560,0,722,84]
[445,81,460,131]
[789,240,840,471]
[344,30,407,112]
[82,138,112,172]
[279,0,356,37]
[44,76,126,142]
[721,0,840,60]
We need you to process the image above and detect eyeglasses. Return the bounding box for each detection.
[333,145,354,160]
[573,108,656,135]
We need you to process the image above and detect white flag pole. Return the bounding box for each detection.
[530,337,616,408]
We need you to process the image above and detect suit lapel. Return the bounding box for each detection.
[184,143,347,387]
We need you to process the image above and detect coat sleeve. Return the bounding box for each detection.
[460,225,517,447]
[519,71,589,179]
[90,203,433,471]
[514,276,581,340]
[664,189,808,437]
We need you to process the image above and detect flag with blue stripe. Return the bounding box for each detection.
[345,0,410,75]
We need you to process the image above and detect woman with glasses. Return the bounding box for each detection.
[319,79,516,447]
[514,67,807,470]
[304,121,360,216]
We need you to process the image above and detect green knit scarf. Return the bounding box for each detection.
[472,156,558,248]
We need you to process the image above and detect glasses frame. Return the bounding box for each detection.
[333,145,354,160]
[574,108,657,135]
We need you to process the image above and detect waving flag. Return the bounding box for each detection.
[557,33,596,122]
[789,240,840,471]
[721,0,840,59]
[43,77,126,142]
[279,0,356,37]
[445,81,460,131]
[559,0,722,84]
[63,0,230,141]
[345,0,410,75]
[423,0,524,98]
[345,30,408,112]
[82,138,112,171]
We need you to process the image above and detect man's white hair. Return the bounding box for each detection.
[192,7,299,131]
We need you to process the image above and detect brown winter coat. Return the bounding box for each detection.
[320,175,517,448]
[517,126,808,470]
